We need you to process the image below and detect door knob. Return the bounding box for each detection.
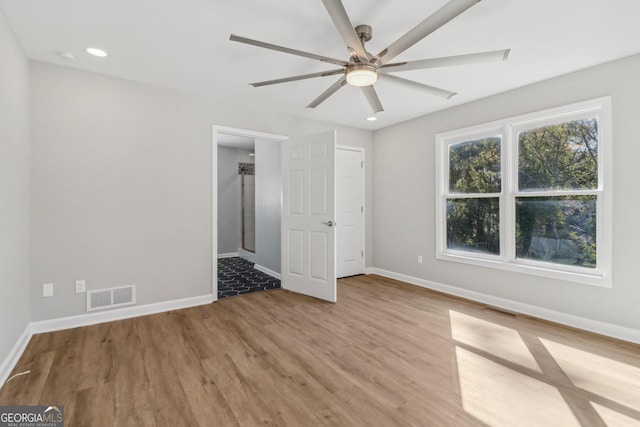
[321,220,334,227]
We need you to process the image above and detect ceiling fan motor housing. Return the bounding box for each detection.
[346,24,378,86]
[355,24,373,42]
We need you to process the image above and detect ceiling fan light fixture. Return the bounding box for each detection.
[346,64,378,87]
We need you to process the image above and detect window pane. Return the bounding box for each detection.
[518,118,598,191]
[447,198,500,255]
[449,137,501,193]
[516,196,596,268]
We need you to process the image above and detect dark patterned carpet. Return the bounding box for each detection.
[218,257,281,299]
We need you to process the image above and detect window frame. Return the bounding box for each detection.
[435,97,612,287]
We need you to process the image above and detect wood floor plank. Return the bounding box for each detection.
[0,351,55,405]
[1,274,640,426]
[70,382,116,427]
[201,354,286,426]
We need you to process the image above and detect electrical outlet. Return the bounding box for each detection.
[418,255,423,264]
[43,283,54,297]
[75,279,86,293]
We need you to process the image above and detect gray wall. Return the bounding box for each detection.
[372,53,640,331]
[0,11,31,365]
[255,139,281,274]
[29,61,374,321]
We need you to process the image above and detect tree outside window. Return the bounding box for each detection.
[436,98,610,286]
[516,118,598,268]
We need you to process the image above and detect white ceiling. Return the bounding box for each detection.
[2,0,640,130]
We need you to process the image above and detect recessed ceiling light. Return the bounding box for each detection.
[249,153,255,156]
[86,47,108,57]
[366,116,377,121]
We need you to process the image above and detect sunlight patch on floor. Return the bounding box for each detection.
[590,402,640,427]
[541,338,640,411]
[456,346,580,427]
[450,310,541,372]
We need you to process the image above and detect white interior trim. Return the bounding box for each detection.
[217,252,240,259]
[237,248,256,263]
[367,267,640,344]
[1,293,215,390]
[254,264,282,280]
[0,324,32,389]
[31,294,214,334]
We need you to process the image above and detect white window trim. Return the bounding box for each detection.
[435,97,612,287]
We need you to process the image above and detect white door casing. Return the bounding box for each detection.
[281,130,337,302]
[336,147,365,278]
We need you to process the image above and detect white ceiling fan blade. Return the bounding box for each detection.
[380,74,457,99]
[375,0,482,65]
[382,49,510,72]
[250,69,345,87]
[321,0,369,61]
[361,86,384,113]
[230,34,349,67]
[307,77,347,109]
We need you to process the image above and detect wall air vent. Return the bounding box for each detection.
[87,285,136,312]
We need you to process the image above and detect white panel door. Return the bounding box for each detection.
[337,147,365,278]
[282,130,337,302]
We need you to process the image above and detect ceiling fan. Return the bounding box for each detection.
[230,0,510,114]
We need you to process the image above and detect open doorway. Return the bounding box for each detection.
[213,127,287,299]
[212,126,366,302]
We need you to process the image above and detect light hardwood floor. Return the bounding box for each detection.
[2,275,640,426]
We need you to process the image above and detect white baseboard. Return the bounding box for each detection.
[0,324,33,388]
[238,249,255,263]
[367,267,640,345]
[1,294,215,391]
[254,264,281,280]
[218,252,239,259]
[31,294,215,334]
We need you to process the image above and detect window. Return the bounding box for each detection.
[436,98,611,286]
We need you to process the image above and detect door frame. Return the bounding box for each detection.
[211,125,287,301]
[336,145,366,277]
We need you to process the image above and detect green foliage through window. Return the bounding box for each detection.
[519,119,598,191]
[449,137,501,193]
[516,196,596,267]
[447,198,500,255]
